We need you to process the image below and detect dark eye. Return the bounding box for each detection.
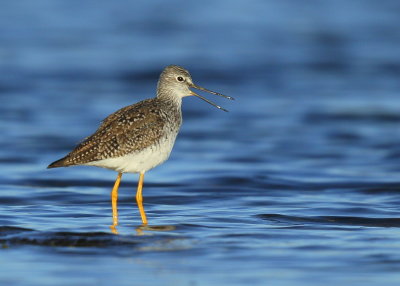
[177,76,184,82]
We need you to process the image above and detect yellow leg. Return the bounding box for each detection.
[110,173,122,232]
[136,172,148,225]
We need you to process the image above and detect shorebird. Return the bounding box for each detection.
[48,65,233,228]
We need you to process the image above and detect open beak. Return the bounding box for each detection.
[189,83,234,112]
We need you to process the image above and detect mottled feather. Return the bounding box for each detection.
[48,97,181,168]
[47,65,228,172]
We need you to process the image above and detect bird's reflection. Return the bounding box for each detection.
[136,224,176,235]
[110,224,118,234]
[109,214,176,235]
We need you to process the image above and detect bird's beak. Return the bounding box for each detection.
[189,83,234,112]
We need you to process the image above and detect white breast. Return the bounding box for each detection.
[84,133,178,174]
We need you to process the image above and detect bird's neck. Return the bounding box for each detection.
[156,88,183,109]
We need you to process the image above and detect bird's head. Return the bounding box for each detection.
[157,65,234,112]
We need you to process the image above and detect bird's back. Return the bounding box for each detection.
[48,97,182,169]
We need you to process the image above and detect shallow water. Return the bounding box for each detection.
[1,1,400,285]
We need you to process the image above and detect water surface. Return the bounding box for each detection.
[1,1,400,285]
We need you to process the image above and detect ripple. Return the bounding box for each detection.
[0,228,119,247]
[0,157,35,164]
[257,214,400,228]
[304,111,400,123]
[0,225,190,249]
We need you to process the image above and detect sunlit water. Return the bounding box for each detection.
[1,1,400,285]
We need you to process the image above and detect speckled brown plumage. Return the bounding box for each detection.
[48,97,181,168]
[48,64,232,174]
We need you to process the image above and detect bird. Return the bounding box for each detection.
[48,65,233,228]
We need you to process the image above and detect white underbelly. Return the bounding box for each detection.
[84,134,178,173]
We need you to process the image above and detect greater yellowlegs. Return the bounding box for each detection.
[48,65,233,227]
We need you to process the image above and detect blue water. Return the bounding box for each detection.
[1,1,400,285]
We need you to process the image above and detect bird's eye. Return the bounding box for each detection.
[177,76,184,82]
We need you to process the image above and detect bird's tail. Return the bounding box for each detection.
[47,157,70,169]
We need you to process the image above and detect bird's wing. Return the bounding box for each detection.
[59,99,167,166]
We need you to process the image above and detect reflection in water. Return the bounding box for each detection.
[110,224,118,234]
[136,224,176,234]
[110,223,176,235]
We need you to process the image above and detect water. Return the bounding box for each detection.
[1,1,400,285]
